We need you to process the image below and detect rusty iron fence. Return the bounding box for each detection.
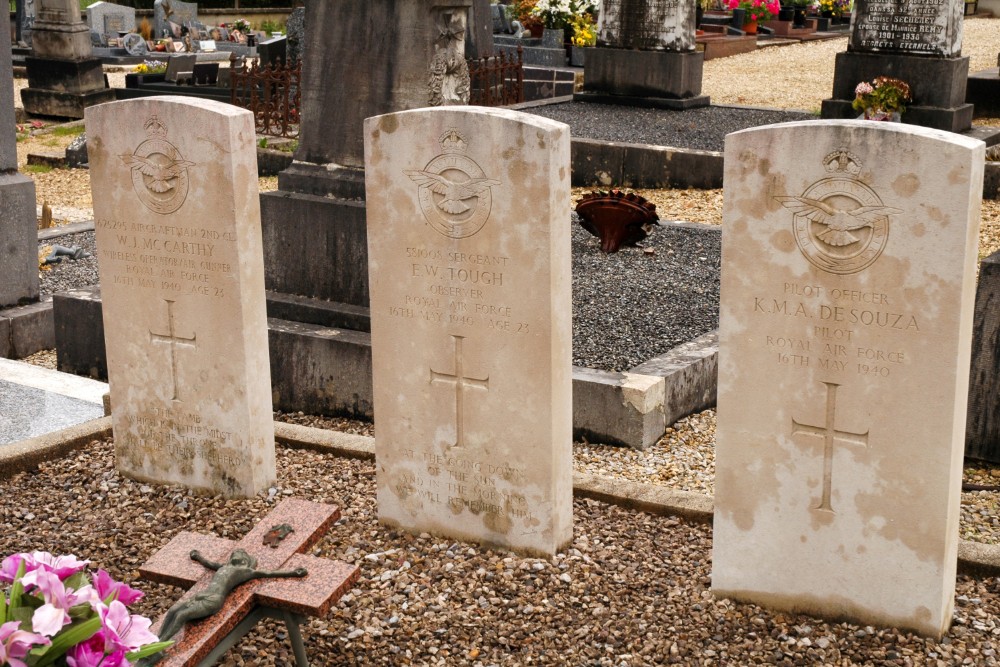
[230,58,301,138]
[467,46,524,107]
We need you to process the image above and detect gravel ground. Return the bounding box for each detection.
[530,103,815,152]
[4,437,1000,667]
[37,222,719,373]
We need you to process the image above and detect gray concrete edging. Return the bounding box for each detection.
[3,417,999,577]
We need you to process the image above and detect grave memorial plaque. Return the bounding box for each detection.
[86,97,275,497]
[364,106,573,556]
[712,120,984,638]
[598,0,697,51]
[849,0,963,57]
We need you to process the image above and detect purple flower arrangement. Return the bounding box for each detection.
[0,552,170,667]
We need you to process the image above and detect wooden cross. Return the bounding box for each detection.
[139,498,359,667]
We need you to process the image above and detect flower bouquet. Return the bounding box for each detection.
[728,0,781,27]
[531,0,599,29]
[852,76,912,121]
[133,60,166,75]
[0,552,171,666]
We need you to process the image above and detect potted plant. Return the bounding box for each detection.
[728,0,780,33]
[126,59,167,88]
[852,76,912,121]
[507,0,544,37]
[568,12,596,66]
[532,0,598,47]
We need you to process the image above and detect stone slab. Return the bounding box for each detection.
[364,106,573,556]
[849,0,963,57]
[631,328,718,426]
[0,359,106,446]
[582,48,704,99]
[0,174,40,308]
[1,298,54,360]
[21,86,116,120]
[572,366,665,449]
[53,288,106,378]
[598,0,698,51]
[713,120,984,638]
[86,96,275,496]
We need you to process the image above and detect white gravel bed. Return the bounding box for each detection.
[3,437,1000,666]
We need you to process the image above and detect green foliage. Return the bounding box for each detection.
[50,124,86,137]
[24,164,54,174]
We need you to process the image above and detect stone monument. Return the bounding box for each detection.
[820,0,972,132]
[966,250,1000,462]
[0,14,44,360]
[712,120,984,638]
[259,0,473,415]
[580,0,708,108]
[22,0,115,118]
[86,97,275,496]
[364,106,573,556]
[85,1,136,44]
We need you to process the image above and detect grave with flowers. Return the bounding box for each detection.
[0,551,171,666]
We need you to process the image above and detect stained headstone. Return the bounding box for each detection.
[86,97,275,496]
[364,106,573,556]
[86,2,136,42]
[164,53,196,82]
[0,16,39,310]
[583,0,707,107]
[712,120,984,638]
[598,0,697,50]
[820,0,975,132]
[258,35,287,66]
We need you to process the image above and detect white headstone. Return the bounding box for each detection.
[86,97,275,497]
[712,120,984,638]
[363,106,573,557]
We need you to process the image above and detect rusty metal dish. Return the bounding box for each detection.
[575,189,659,253]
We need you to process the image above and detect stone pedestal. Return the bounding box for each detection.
[0,175,41,309]
[966,250,1000,462]
[22,0,114,119]
[578,48,709,108]
[821,51,972,133]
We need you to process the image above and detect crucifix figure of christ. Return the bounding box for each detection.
[430,334,489,450]
[149,298,197,402]
[791,381,870,513]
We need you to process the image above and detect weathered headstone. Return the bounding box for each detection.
[966,251,1000,462]
[820,0,974,132]
[22,0,115,118]
[16,0,37,45]
[86,1,136,42]
[712,120,984,638]
[285,7,305,62]
[86,97,275,496]
[153,0,197,39]
[0,17,39,312]
[364,106,573,556]
[465,0,494,58]
[584,0,707,107]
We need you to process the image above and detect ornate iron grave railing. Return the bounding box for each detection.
[467,46,524,107]
[230,58,301,138]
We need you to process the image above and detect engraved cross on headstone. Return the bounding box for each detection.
[791,381,870,513]
[430,334,489,449]
[149,298,197,402]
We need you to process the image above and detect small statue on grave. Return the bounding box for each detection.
[155,548,307,642]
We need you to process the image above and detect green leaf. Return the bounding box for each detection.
[126,640,175,660]
[9,560,26,611]
[63,572,88,591]
[32,616,101,667]
[0,591,7,625]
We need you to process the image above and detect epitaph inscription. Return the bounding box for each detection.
[849,0,962,57]
[598,0,694,51]
[366,106,573,556]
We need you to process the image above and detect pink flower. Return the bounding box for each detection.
[66,632,128,667]
[0,620,50,667]
[99,600,159,652]
[26,570,98,636]
[0,554,24,583]
[855,81,873,96]
[92,569,144,606]
[20,552,90,580]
